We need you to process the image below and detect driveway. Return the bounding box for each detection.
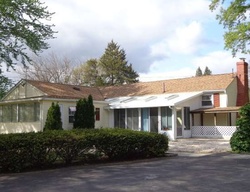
[169,138,231,153]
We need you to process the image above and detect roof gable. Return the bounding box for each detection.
[26,80,105,101]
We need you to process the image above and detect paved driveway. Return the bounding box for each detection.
[1,151,250,192]
[169,138,231,153]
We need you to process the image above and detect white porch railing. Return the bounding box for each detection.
[191,126,237,139]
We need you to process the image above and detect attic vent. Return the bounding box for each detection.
[145,96,157,102]
[73,87,80,91]
[166,94,179,100]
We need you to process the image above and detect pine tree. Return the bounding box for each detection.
[203,66,212,76]
[86,95,95,128]
[73,98,86,129]
[99,40,138,85]
[195,67,203,76]
[44,102,63,131]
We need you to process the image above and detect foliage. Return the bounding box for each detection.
[17,52,74,84]
[209,0,250,56]
[0,0,55,69]
[195,67,203,76]
[203,66,212,75]
[73,98,87,129]
[0,71,13,99]
[72,59,104,86]
[99,40,139,86]
[73,95,95,129]
[86,95,95,128]
[230,103,250,152]
[195,66,212,76]
[44,102,63,131]
[0,129,169,173]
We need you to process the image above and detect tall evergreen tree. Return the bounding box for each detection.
[86,95,95,128]
[99,40,138,85]
[73,95,95,129]
[203,66,212,76]
[44,102,62,131]
[73,98,86,129]
[195,67,203,76]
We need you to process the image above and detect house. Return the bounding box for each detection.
[0,59,248,140]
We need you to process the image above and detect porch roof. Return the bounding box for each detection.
[105,91,203,109]
[191,107,241,113]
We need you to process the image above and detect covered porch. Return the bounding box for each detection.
[190,107,240,139]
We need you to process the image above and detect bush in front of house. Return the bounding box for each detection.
[73,95,95,129]
[0,129,168,173]
[87,128,169,160]
[44,102,63,131]
[230,103,250,152]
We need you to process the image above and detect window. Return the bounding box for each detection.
[127,108,139,130]
[95,108,100,121]
[161,107,172,130]
[0,103,40,122]
[19,103,40,122]
[202,95,212,106]
[69,107,76,123]
[114,109,125,128]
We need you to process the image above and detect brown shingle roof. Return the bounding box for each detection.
[26,73,235,100]
[99,73,235,98]
[26,80,105,101]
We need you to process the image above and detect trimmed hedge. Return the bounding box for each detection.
[0,128,168,173]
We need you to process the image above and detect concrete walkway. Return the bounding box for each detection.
[168,138,231,153]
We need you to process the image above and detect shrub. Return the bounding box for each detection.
[44,102,63,131]
[230,103,250,152]
[0,128,168,173]
[74,95,95,129]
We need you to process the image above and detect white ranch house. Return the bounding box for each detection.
[0,60,248,140]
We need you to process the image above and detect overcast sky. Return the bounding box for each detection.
[5,0,247,82]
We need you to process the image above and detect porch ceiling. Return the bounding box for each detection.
[191,107,241,113]
[105,91,202,109]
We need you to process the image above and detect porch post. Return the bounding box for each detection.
[213,113,217,126]
[172,107,177,140]
[200,113,203,126]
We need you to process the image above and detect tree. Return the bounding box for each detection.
[73,95,95,129]
[0,0,55,69]
[17,53,74,84]
[230,103,250,152]
[99,40,139,85]
[195,67,203,76]
[72,59,104,86]
[209,0,250,57]
[44,102,63,131]
[86,95,95,128]
[0,72,13,99]
[203,66,212,75]
[73,98,86,129]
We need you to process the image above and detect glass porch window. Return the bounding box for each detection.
[127,108,139,130]
[114,109,125,128]
[161,107,172,130]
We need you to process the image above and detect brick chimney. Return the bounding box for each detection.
[236,58,249,106]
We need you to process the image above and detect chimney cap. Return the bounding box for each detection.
[239,57,246,61]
